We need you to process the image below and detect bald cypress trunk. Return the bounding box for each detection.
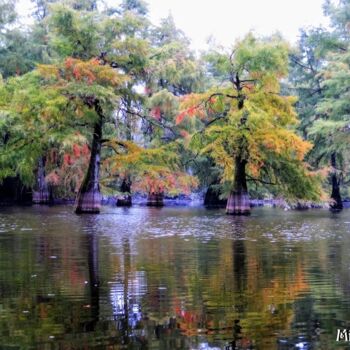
[226,76,250,215]
[330,153,343,211]
[33,157,52,204]
[226,156,250,215]
[75,113,102,214]
[147,192,164,207]
[116,177,132,207]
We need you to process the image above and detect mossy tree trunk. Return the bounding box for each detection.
[330,153,343,211]
[226,156,250,215]
[116,177,132,207]
[226,78,250,215]
[75,102,103,214]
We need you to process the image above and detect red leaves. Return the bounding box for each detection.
[81,144,89,156]
[90,58,100,66]
[46,171,60,186]
[85,71,96,85]
[66,57,97,85]
[175,111,187,125]
[73,144,81,158]
[175,106,198,125]
[63,154,72,166]
[187,106,196,116]
[144,86,152,95]
[209,97,217,104]
[151,107,161,120]
[179,130,190,138]
[132,170,197,196]
[63,144,90,166]
[65,57,74,69]
[73,66,81,80]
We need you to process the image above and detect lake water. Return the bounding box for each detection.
[0,206,349,349]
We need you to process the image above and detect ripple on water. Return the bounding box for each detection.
[0,206,349,349]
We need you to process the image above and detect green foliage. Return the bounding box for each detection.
[102,140,197,196]
[2,0,340,205]
[291,0,350,199]
[49,4,100,58]
[179,34,322,201]
[0,0,16,30]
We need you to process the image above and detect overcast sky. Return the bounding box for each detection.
[17,0,329,51]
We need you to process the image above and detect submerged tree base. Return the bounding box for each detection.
[75,191,101,214]
[147,193,164,207]
[32,190,52,204]
[329,205,343,213]
[226,191,251,215]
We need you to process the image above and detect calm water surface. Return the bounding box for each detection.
[0,206,350,349]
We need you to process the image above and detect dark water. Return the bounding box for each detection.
[0,206,350,349]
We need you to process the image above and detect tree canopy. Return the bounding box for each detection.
[2,0,350,214]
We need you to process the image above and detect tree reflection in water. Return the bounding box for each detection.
[1,207,350,349]
[85,231,100,332]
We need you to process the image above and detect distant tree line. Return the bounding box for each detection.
[0,0,349,215]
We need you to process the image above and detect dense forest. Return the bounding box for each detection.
[0,0,349,215]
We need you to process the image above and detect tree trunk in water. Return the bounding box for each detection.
[147,192,164,207]
[226,157,250,215]
[116,177,132,207]
[330,153,343,211]
[32,157,52,204]
[75,119,102,214]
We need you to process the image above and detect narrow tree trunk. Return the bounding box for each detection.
[147,192,164,207]
[116,177,132,207]
[75,119,102,214]
[33,157,52,204]
[330,153,343,211]
[226,157,250,215]
[117,95,133,207]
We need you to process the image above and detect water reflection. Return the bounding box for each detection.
[85,231,99,332]
[0,206,349,349]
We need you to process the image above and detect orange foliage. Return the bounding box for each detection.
[73,144,81,158]
[132,170,198,196]
[65,57,75,69]
[176,106,202,124]
[175,111,187,125]
[46,171,60,186]
[46,143,90,193]
[63,154,72,166]
[179,130,190,138]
